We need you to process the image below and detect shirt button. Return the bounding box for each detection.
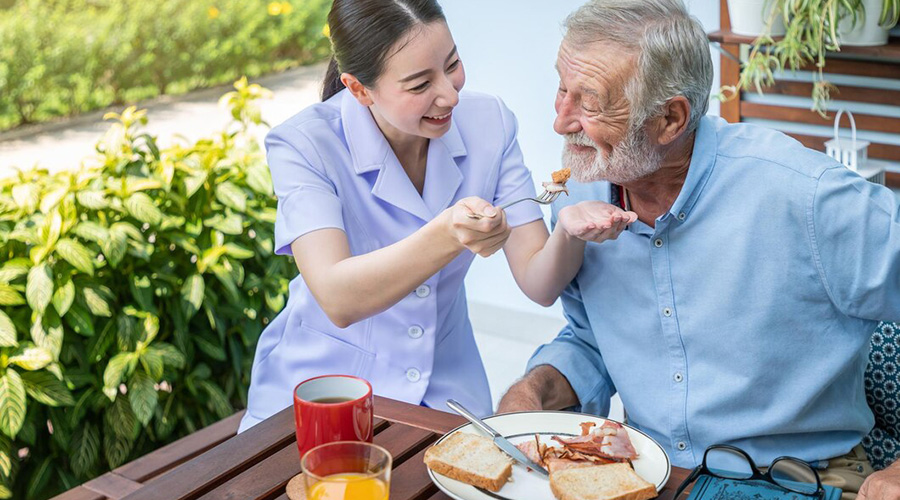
[415,285,431,298]
[654,238,664,248]
[677,441,687,451]
[663,307,672,317]
[674,372,684,383]
[408,325,424,339]
[678,212,686,221]
[406,368,421,382]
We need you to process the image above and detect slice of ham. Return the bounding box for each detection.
[515,438,542,465]
[552,421,638,461]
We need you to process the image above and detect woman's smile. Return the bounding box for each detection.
[423,110,452,126]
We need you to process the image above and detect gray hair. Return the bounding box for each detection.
[564,0,713,133]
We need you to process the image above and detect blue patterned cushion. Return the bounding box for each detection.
[862,321,900,470]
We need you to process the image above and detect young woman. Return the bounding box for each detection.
[238,0,635,431]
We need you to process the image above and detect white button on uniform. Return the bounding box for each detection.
[406,368,421,382]
[674,372,684,383]
[408,325,424,339]
[676,441,687,451]
[663,307,673,317]
[654,238,664,248]
[415,285,431,298]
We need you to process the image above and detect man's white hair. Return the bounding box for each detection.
[564,0,713,132]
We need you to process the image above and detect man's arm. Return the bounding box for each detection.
[858,460,900,500]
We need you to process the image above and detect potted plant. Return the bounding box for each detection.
[839,0,900,45]
[723,0,899,116]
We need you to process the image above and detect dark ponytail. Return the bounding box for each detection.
[320,0,446,101]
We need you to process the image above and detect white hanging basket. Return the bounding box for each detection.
[825,109,869,172]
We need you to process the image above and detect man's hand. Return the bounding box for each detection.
[557,202,637,244]
[497,365,578,414]
[858,461,900,500]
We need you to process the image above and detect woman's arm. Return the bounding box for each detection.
[504,202,636,306]
[292,197,510,328]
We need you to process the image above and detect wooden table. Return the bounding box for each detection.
[53,396,690,500]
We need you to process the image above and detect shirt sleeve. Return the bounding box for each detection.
[491,97,544,228]
[526,209,617,416]
[809,165,900,321]
[265,124,345,256]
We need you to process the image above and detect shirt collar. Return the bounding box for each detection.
[339,89,467,221]
[667,115,717,222]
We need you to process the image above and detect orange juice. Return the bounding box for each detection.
[308,473,389,500]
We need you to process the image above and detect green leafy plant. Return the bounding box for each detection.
[0,79,295,499]
[721,0,899,116]
[0,0,331,131]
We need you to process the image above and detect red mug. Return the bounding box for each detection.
[293,375,374,459]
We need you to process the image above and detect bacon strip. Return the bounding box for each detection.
[552,421,638,461]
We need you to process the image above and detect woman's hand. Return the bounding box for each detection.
[443,197,511,257]
[557,201,637,244]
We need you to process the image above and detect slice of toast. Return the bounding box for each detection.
[549,462,657,500]
[423,432,513,492]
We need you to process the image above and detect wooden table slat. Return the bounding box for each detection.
[121,406,296,500]
[388,447,438,500]
[49,486,107,500]
[373,396,466,435]
[82,472,143,500]
[115,411,245,482]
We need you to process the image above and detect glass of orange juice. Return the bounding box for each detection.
[301,441,391,500]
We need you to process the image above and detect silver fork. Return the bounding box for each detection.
[466,189,561,219]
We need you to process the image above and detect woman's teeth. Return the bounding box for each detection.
[425,112,451,120]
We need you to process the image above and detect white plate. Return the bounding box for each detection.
[427,411,671,500]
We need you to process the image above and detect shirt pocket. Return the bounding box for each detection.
[295,322,376,380]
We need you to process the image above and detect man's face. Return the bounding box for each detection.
[554,41,661,184]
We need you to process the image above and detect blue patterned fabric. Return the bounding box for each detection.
[862,321,900,470]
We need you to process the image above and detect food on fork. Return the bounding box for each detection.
[423,432,513,492]
[550,462,657,500]
[543,167,572,194]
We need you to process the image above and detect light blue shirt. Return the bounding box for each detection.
[239,89,543,432]
[528,116,900,468]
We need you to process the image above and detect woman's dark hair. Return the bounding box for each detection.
[321,0,446,101]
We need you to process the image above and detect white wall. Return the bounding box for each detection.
[442,0,721,318]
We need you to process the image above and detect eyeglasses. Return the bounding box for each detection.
[672,444,825,499]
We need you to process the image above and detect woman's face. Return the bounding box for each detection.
[365,21,465,142]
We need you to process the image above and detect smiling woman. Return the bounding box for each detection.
[239,0,637,433]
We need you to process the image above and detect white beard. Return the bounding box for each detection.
[562,123,662,184]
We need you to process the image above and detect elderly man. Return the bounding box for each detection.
[496,1,900,498]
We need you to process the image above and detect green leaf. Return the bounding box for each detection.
[25,457,53,500]
[102,353,135,400]
[184,172,208,198]
[106,395,138,439]
[26,263,53,314]
[39,187,68,213]
[215,181,247,212]
[103,429,134,469]
[116,313,139,352]
[124,192,163,226]
[265,290,285,314]
[129,371,158,426]
[204,213,243,235]
[30,311,63,359]
[246,165,274,195]
[140,349,164,380]
[71,221,110,243]
[8,346,53,370]
[223,242,254,259]
[0,435,11,479]
[64,303,95,337]
[0,286,25,307]
[0,259,29,284]
[11,184,39,212]
[149,343,185,369]
[55,238,96,276]
[52,278,76,316]
[101,226,128,268]
[0,311,16,348]
[0,369,26,438]
[75,190,109,210]
[181,274,204,319]
[125,176,162,194]
[0,484,10,499]
[83,285,113,317]
[199,380,232,419]
[70,423,99,478]
[194,334,226,361]
[21,371,75,406]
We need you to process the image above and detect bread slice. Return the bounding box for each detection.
[423,432,513,492]
[549,462,657,500]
